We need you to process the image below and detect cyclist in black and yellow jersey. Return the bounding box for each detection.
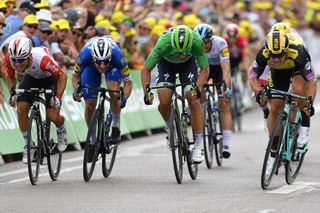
[249,30,317,149]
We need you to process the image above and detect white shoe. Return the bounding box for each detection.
[297,127,309,148]
[222,145,231,159]
[57,129,68,152]
[22,143,35,164]
[192,143,204,163]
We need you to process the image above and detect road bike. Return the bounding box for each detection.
[261,86,312,189]
[146,82,198,184]
[16,88,62,185]
[203,83,224,168]
[81,84,120,182]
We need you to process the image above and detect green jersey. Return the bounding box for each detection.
[145,29,209,70]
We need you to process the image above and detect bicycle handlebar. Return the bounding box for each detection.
[15,88,53,94]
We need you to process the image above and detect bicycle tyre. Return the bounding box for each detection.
[45,120,62,181]
[102,143,118,178]
[170,108,183,184]
[203,96,214,169]
[83,109,102,182]
[261,113,285,190]
[214,101,223,167]
[285,119,305,185]
[231,84,242,132]
[27,110,42,185]
[184,114,198,180]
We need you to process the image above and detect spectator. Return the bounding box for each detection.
[32,22,52,48]
[1,0,38,46]
[36,9,52,24]
[35,0,50,11]
[4,0,16,16]
[0,2,6,17]
[1,14,39,52]
[0,12,5,30]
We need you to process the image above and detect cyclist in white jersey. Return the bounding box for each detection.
[194,23,233,159]
[6,37,68,163]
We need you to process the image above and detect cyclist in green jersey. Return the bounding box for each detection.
[141,25,209,163]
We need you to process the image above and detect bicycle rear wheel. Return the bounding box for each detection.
[27,110,42,185]
[170,108,183,184]
[231,83,242,132]
[285,120,305,184]
[45,121,62,181]
[261,113,285,190]
[184,114,198,180]
[83,110,102,182]
[203,96,214,169]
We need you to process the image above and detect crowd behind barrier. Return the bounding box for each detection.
[1,0,320,162]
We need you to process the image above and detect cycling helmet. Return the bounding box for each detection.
[271,22,290,34]
[8,37,33,58]
[194,23,213,40]
[265,30,289,57]
[226,23,239,38]
[91,37,112,63]
[171,25,193,52]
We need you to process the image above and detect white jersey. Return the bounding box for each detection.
[6,46,64,79]
[205,35,230,66]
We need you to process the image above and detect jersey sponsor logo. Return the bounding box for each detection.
[74,63,81,72]
[164,73,170,81]
[121,65,130,75]
[274,38,279,49]
[45,61,59,73]
[305,61,311,70]
[188,73,194,81]
[221,48,230,57]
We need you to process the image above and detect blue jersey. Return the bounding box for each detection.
[73,36,130,81]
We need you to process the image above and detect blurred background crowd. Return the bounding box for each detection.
[0,0,320,88]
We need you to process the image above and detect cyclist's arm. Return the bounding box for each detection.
[56,70,67,99]
[4,53,16,90]
[248,49,268,94]
[141,65,152,95]
[248,64,262,94]
[221,60,231,88]
[197,66,209,89]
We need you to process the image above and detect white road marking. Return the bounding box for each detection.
[266,182,320,194]
[0,140,165,184]
[258,209,275,213]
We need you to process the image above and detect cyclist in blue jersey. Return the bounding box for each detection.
[72,36,132,144]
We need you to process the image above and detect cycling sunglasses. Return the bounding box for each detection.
[11,57,27,63]
[93,58,110,65]
[270,51,287,59]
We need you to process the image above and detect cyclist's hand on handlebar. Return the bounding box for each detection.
[120,89,127,108]
[72,89,83,102]
[8,88,16,107]
[144,92,154,105]
[51,96,62,109]
[304,97,315,117]
[192,85,201,99]
[255,90,268,106]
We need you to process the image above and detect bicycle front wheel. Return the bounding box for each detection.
[83,109,102,182]
[184,114,198,180]
[214,102,223,167]
[102,145,118,178]
[45,121,62,181]
[203,97,214,169]
[170,108,183,184]
[285,120,305,185]
[261,113,285,190]
[27,110,42,185]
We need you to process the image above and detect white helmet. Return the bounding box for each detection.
[8,37,33,58]
[91,38,112,63]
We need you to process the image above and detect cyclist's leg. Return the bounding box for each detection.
[81,66,101,126]
[156,59,176,124]
[213,67,232,158]
[105,69,127,142]
[179,57,204,162]
[291,73,309,147]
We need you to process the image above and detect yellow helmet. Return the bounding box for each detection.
[265,30,289,57]
[271,22,291,34]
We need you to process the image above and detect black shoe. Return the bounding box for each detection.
[110,127,121,145]
[222,145,231,159]
[87,144,95,163]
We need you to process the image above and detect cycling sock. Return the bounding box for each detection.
[22,131,28,145]
[201,102,207,112]
[194,134,203,148]
[57,124,66,134]
[300,111,310,127]
[223,130,232,147]
[112,113,120,128]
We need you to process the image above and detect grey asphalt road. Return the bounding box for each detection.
[1,104,320,213]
